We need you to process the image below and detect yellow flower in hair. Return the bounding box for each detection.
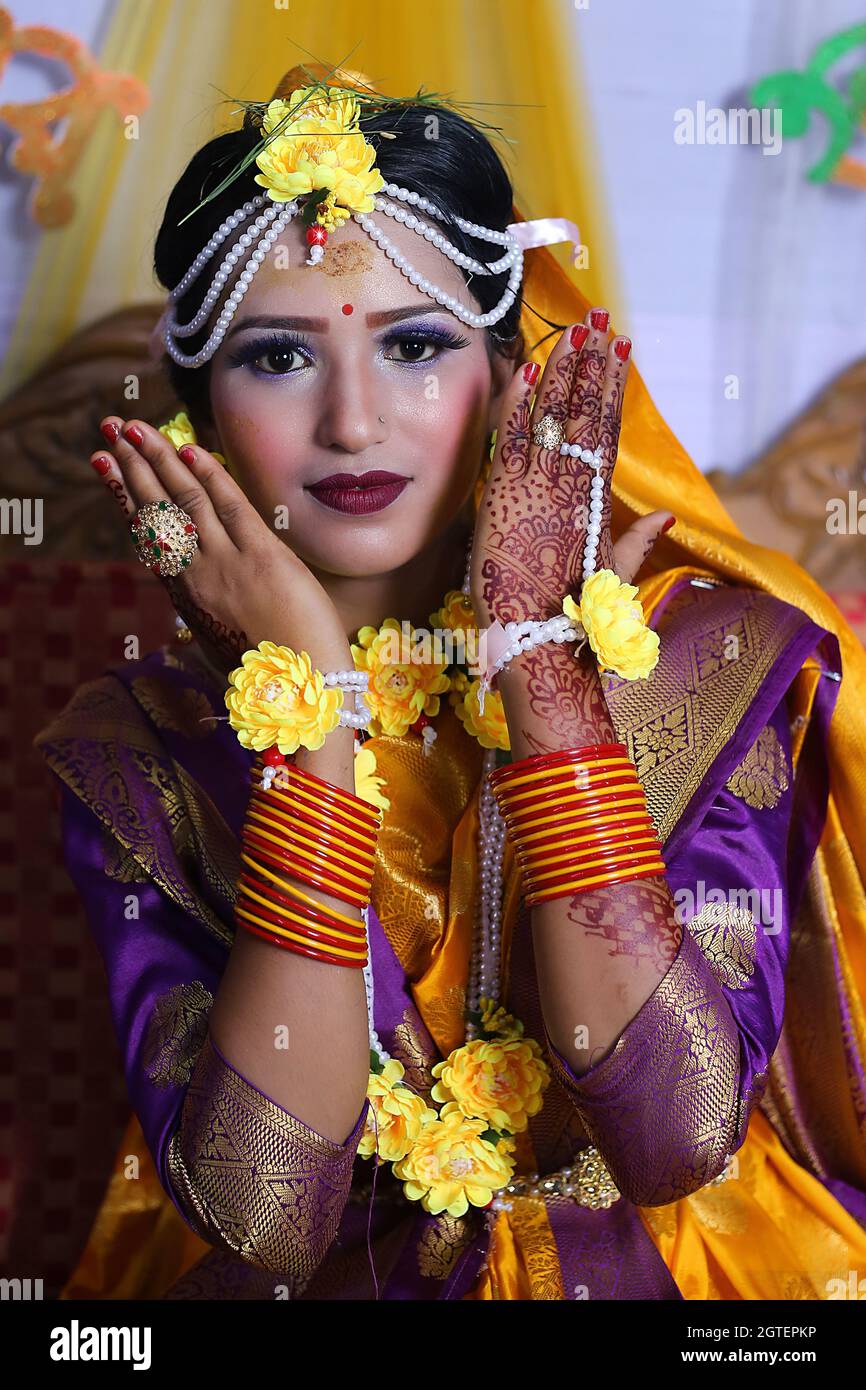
[351,619,450,738]
[451,675,510,751]
[564,569,660,681]
[263,87,361,136]
[353,744,390,813]
[392,1103,516,1217]
[358,1058,436,1163]
[158,411,226,467]
[254,87,384,224]
[430,1036,551,1134]
[225,641,342,754]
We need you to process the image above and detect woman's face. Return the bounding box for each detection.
[205,214,515,577]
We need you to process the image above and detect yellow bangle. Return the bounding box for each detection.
[508,795,647,835]
[526,847,663,888]
[526,860,666,905]
[242,821,371,891]
[518,807,650,846]
[519,833,660,875]
[238,879,366,945]
[517,819,656,855]
[240,852,366,928]
[246,806,376,872]
[500,770,641,811]
[497,756,633,794]
[255,767,379,834]
[235,905,367,961]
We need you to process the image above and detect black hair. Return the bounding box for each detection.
[153,98,524,427]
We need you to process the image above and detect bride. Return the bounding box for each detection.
[35,62,866,1300]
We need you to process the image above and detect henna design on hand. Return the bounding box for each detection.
[164,579,248,671]
[106,477,131,515]
[499,640,617,752]
[563,876,682,975]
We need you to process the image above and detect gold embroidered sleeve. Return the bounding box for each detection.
[165,1032,368,1289]
[543,929,740,1205]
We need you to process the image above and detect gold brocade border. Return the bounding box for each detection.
[33,669,239,947]
[601,576,811,846]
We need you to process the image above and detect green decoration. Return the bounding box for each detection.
[749,23,866,182]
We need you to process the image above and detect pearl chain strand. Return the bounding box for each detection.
[161,180,524,366]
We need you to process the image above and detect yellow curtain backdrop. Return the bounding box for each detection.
[1,0,620,397]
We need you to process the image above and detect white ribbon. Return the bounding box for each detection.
[506,216,583,263]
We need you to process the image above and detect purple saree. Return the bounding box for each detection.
[33,570,862,1299]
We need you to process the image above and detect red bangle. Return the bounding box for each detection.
[236,891,366,949]
[523,849,665,891]
[526,863,665,907]
[497,770,639,810]
[512,821,660,859]
[237,913,367,968]
[241,833,369,908]
[238,871,367,937]
[516,832,661,874]
[253,772,380,838]
[501,787,646,828]
[241,823,373,887]
[264,758,382,826]
[240,822,372,900]
[246,805,377,872]
[489,743,628,782]
[504,800,649,839]
[249,788,378,857]
[516,809,653,847]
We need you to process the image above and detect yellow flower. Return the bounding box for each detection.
[263,87,361,136]
[358,1059,436,1163]
[353,744,390,813]
[430,1035,551,1134]
[451,675,510,751]
[254,87,384,223]
[351,618,450,738]
[429,589,477,640]
[225,641,342,754]
[158,411,226,467]
[565,569,660,680]
[392,1102,516,1216]
[478,997,524,1041]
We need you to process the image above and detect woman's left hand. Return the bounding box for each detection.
[470,306,674,628]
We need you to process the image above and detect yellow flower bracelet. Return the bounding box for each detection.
[225,640,372,757]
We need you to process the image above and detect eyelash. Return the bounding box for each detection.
[226,325,471,377]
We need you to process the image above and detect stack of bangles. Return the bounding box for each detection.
[235,753,383,968]
[488,742,666,907]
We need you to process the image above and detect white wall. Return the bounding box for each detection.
[571,0,866,472]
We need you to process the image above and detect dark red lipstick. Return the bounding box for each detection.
[306,470,410,515]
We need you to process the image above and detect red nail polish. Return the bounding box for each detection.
[523,361,540,385]
[570,324,590,351]
[178,445,196,465]
[662,516,676,532]
[123,424,144,446]
[590,309,609,332]
[100,421,121,444]
[91,455,112,476]
[614,338,632,362]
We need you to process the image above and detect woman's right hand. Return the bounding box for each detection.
[93,418,352,682]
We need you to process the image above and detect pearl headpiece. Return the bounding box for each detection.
[158,84,581,368]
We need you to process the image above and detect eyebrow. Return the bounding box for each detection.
[224,305,453,341]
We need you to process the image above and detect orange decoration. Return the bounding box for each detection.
[0,5,149,226]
